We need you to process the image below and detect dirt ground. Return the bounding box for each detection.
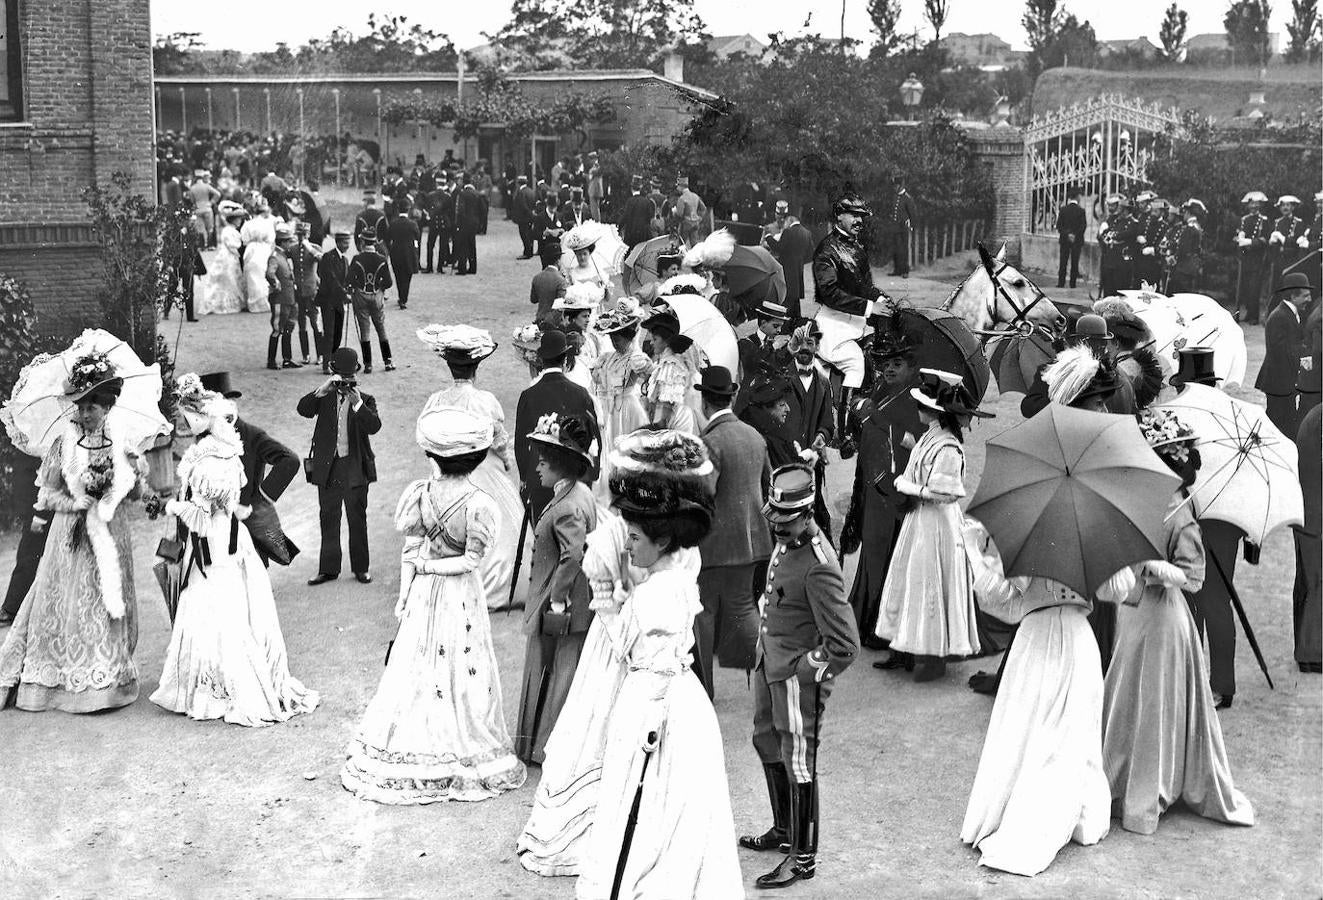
[0,217,1318,899]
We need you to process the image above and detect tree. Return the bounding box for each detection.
[485,0,707,70]
[1022,0,1063,74]
[924,0,951,46]
[1159,4,1189,61]
[152,32,205,75]
[296,14,457,72]
[1285,0,1321,61]
[1224,0,1273,67]
[868,0,906,58]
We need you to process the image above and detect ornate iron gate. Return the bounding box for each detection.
[1025,95,1180,240]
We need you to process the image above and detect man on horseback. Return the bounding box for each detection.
[811,191,895,444]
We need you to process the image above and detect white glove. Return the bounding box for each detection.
[1142,247,1155,256]
[1270,231,1285,244]
[234,504,253,521]
[1301,357,1314,372]
[1142,559,1188,589]
[1237,237,1252,248]
[96,497,117,523]
[1098,223,1110,235]
[1137,235,1147,245]
[1298,236,1311,248]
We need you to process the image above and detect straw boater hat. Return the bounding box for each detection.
[910,368,992,418]
[762,463,817,524]
[416,323,498,364]
[527,412,597,468]
[416,406,493,457]
[753,299,790,322]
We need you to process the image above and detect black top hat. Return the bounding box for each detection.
[1170,347,1222,387]
[695,366,739,397]
[763,463,816,523]
[537,329,569,362]
[329,347,361,376]
[1275,271,1313,295]
[200,371,241,399]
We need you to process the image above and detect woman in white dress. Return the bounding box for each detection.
[554,284,605,396]
[588,303,651,502]
[562,226,615,314]
[574,430,744,900]
[341,406,526,804]
[641,308,702,434]
[197,201,246,315]
[874,369,988,681]
[239,198,277,313]
[151,380,318,726]
[418,324,523,612]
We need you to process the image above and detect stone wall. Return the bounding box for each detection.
[965,126,1028,263]
[0,0,156,337]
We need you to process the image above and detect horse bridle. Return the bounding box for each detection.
[985,259,1051,337]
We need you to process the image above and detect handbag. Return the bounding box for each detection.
[155,516,186,563]
[540,609,572,637]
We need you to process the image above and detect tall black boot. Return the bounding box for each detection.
[835,387,856,457]
[298,322,310,361]
[756,780,817,889]
[360,341,373,373]
[739,763,792,853]
[280,333,301,368]
[266,335,279,370]
[381,339,395,371]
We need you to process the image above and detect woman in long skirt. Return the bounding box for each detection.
[0,358,139,713]
[588,304,651,499]
[642,310,701,434]
[198,203,246,315]
[874,369,987,681]
[574,429,743,899]
[419,324,523,611]
[240,199,277,313]
[1102,410,1254,834]
[151,385,318,726]
[341,407,525,803]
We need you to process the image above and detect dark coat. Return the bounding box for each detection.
[512,185,537,224]
[315,247,350,304]
[620,193,657,247]
[699,412,773,568]
[785,364,835,449]
[769,221,815,304]
[1256,302,1305,396]
[236,418,299,508]
[525,478,597,636]
[296,389,381,488]
[455,187,484,233]
[812,229,882,316]
[513,370,600,519]
[354,207,386,244]
[386,216,420,264]
[530,266,567,326]
[1299,302,1321,395]
[1056,201,1087,243]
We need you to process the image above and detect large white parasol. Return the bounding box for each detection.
[560,221,627,279]
[1120,290,1247,386]
[1,328,172,457]
[658,293,739,374]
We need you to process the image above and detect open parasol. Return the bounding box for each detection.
[623,235,679,295]
[966,403,1181,597]
[987,329,1056,396]
[718,244,787,308]
[894,306,992,403]
[1159,384,1302,546]
[561,221,627,280]
[657,293,739,374]
[1,328,171,458]
[1120,290,1247,386]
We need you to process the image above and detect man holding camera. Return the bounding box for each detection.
[298,347,381,587]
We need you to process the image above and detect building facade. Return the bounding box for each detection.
[0,0,156,335]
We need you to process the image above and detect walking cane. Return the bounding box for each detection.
[1208,548,1274,690]
[507,501,531,613]
[610,730,659,900]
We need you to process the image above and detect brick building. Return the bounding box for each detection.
[0,0,156,336]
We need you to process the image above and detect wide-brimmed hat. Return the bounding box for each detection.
[763,463,816,524]
[553,282,602,312]
[417,323,498,364]
[1170,346,1222,387]
[608,429,714,518]
[1181,198,1208,216]
[1275,271,1313,295]
[1137,408,1197,464]
[832,192,872,218]
[537,329,569,361]
[910,368,993,418]
[218,200,247,220]
[1241,190,1268,204]
[416,406,493,457]
[753,299,789,322]
[1092,299,1149,346]
[642,308,681,336]
[695,365,739,397]
[199,371,241,399]
[595,308,641,335]
[329,347,361,376]
[527,412,597,467]
[63,353,123,403]
[656,249,684,272]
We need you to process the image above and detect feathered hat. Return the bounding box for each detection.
[1092,298,1151,348]
[416,323,498,364]
[554,282,603,312]
[608,428,714,520]
[682,228,737,270]
[1042,346,1119,407]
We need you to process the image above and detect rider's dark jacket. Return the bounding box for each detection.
[812,228,885,316]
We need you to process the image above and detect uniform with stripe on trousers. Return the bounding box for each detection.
[742,505,859,890]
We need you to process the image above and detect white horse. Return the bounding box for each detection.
[940,244,1066,336]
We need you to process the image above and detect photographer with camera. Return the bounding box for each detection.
[298,347,381,588]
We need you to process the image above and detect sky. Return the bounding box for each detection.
[151,0,1277,55]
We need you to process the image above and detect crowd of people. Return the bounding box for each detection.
[2,169,1318,895]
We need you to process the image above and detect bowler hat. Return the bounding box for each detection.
[200,371,241,399]
[1275,271,1313,295]
[763,464,816,523]
[1073,313,1114,341]
[695,366,739,397]
[537,329,569,361]
[1170,347,1222,387]
[329,347,361,376]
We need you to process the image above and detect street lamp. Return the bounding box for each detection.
[154,86,162,133]
[333,88,344,186]
[899,73,924,121]
[372,87,382,171]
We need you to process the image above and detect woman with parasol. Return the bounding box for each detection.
[151,377,319,727]
[1101,409,1255,835]
[873,368,990,682]
[418,324,523,613]
[0,354,141,712]
[561,222,624,314]
[573,430,742,899]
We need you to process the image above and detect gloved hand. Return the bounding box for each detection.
[1137,235,1147,245]
[234,504,253,521]
[1142,247,1155,256]
[1270,231,1285,244]
[1298,236,1311,249]
[1237,237,1252,248]
[1142,559,1188,588]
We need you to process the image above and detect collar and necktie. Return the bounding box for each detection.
[335,394,351,457]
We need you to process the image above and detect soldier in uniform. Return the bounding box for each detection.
[265,224,301,371]
[885,175,918,278]
[1128,190,1166,289]
[1162,199,1206,294]
[1235,191,1271,324]
[812,191,895,438]
[1268,194,1309,315]
[289,220,324,366]
[740,463,859,889]
[346,229,395,373]
[1096,194,1135,297]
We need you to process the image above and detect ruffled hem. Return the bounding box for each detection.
[340,740,526,804]
[6,679,138,713]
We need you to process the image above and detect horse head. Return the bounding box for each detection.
[943,244,1065,336]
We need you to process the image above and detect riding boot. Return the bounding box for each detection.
[266,335,279,370]
[281,333,295,363]
[756,780,817,889]
[380,339,394,371]
[360,341,373,373]
[835,387,856,456]
[298,324,310,361]
[739,763,792,853]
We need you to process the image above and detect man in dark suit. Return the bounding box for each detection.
[886,175,918,278]
[298,347,382,586]
[1297,300,1321,417]
[512,175,538,259]
[695,366,774,698]
[0,454,47,626]
[1056,188,1087,288]
[764,203,815,321]
[316,230,353,374]
[425,179,454,273]
[619,174,657,250]
[1256,272,1312,439]
[736,300,791,412]
[200,372,300,567]
[784,324,835,534]
[454,180,484,275]
[513,330,601,521]
[386,195,421,309]
[529,246,567,327]
[353,191,386,245]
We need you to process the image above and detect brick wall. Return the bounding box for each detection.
[966,126,1028,263]
[0,1,155,338]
